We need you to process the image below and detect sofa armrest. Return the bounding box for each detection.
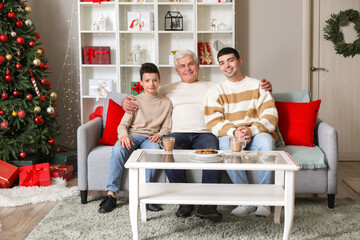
[77,117,103,190]
[315,118,338,194]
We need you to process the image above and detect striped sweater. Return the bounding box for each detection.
[204,76,278,141]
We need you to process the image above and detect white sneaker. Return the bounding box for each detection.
[255,206,271,217]
[231,205,256,216]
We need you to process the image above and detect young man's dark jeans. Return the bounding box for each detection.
[164,132,222,183]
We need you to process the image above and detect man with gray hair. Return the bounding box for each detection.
[122,49,272,222]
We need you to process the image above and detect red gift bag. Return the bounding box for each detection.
[0,160,19,188]
[19,163,51,187]
[198,42,213,65]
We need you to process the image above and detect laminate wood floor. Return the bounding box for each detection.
[1,161,360,240]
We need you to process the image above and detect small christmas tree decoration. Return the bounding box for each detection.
[16,36,25,45]
[35,33,40,39]
[12,111,18,117]
[0,34,8,42]
[13,90,19,96]
[34,105,41,113]
[18,110,26,118]
[11,31,17,37]
[41,78,47,84]
[8,12,16,19]
[25,19,32,26]
[17,50,21,56]
[25,6,31,13]
[29,40,35,47]
[0,3,3,10]
[0,55,4,65]
[1,121,9,129]
[33,58,41,66]
[50,92,57,99]
[26,93,33,101]
[5,54,12,61]
[20,152,26,158]
[48,139,55,145]
[0,110,4,115]
[16,62,22,69]
[36,49,43,55]
[16,20,23,27]
[44,64,49,70]
[46,106,54,114]
[34,116,41,124]
[1,93,8,99]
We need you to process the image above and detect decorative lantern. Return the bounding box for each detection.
[165,11,183,31]
[97,14,107,31]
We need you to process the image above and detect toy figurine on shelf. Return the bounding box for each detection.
[127,53,133,64]
[211,19,217,31]
[97,14,107,31]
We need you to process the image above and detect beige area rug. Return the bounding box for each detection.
[344,178,360,195]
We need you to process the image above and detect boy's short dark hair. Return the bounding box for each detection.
[217,47,240,61]
[139,63,160,80]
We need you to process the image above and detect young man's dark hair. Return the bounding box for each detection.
[217,47,240,61]
[139,62,161,80]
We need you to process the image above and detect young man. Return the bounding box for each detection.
[122,50,273,222]
[204,47,278,217]
[98,63,173,214]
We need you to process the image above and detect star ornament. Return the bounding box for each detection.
[39,93,46,102]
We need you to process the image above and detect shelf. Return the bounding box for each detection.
[81,64,117,67]
[80,2,115,6]
[139,183,285,206]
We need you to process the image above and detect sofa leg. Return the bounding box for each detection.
[81,190,88,204]
[327,194,335,209]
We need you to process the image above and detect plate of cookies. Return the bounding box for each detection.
[191,149,224,158]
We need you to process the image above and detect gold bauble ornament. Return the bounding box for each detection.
[25,6,32,13]
[12,111,18,117]
[33,58,41,66]
[5,54,12,61]
[50,92,57,99]
[34,105,41,113]
[36,49,43,56]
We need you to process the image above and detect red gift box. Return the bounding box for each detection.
[198,42,213,65]
[0,160,19,188]
[83,46,111,64]
[81,0,110,3]
[19,163,51,187]
[50,164,73,181]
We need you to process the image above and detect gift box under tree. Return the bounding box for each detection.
[19,163,51,187]
[83,46,111,64]
[51,147,77,174]
[50,164,73,181]
[8,153,40,167]
[0,160,19,188]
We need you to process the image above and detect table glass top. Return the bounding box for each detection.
[138,150,289,165]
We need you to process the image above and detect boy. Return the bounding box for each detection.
[99,63,173,213]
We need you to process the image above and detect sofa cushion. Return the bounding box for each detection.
[276,100,321,147]
[103,92,127,129]
[277,145,326,169]
[98,99,125,145]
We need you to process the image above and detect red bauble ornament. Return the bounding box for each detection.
[1,93,8,99]
[48,139,55,145]
[41,78,47,84]
[6,69,10,75]
[1,121,9,130]
[20,152,26,158]
[16,62,22,69]
[13,90,19,96]
[29,41,35,47]
[39,62,44,68]
[17,50,21,57]
[0,3,3,10]
[46,81,51,87]
[0,110,4,115]
[8,12,15,19]
[18,110,26,118]
[0,34,8,42]
[5,75,12,82]
[40,118,44,124]
[35,32,40,39]
[54,101,58,107]
[34,116,41,123]
[16,36,25,45]
[0,55,4,65]
[52,113,56,117]
[16,20,23,27]
[44,64,49,70]
[26,94,33,101]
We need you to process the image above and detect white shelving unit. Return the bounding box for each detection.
[78,0,235,123]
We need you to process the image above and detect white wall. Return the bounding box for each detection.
[236,0,303,92]
[30,0,303,146]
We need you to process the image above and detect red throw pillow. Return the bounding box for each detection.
[98,99,126,145]
[275,100,321,147]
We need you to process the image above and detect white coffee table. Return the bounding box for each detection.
[125,149,300,240]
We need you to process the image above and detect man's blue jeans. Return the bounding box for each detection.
[106,134,159,193]
[219,132,275,184]
[164,132,221,183]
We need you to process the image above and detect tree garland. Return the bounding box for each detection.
[323,9,360,58]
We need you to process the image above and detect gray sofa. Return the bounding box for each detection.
[77,90,338,208]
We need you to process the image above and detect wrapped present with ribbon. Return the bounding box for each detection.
[51,149,77,174]
[19,163,51,187]
[128,12,154,31]
[83,46,111,64]
[198,42,213,65]
[50,164,73,181]
[89,79,112,101]
[0,160,19,188]
[131,81,144,95]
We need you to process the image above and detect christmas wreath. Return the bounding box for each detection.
[323,9,360,58]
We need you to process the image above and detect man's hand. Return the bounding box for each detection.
[260,79,272,94]
[122,95,137,113]
[149,135,161,144]
[119,136,134,150]
[235,127,252,144]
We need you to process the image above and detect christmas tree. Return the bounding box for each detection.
[0,0,60,161]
